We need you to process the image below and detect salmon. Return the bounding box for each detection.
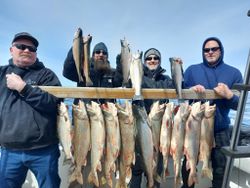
[72,28,84,83]
[130,51,143,100]
[148,101,166,182]
[86,101,106,187]
[160,102,174,178]
[184,102,205,187]
[102,102,121,187]
[199,101,216,180]
[170,57,184,99]
[170,102,190,188]
[57,102,73,163]
[120,38,132,86]
[83,34,93,86]
[116,101,135,187]
[133,104,154,188]
[69,100,91,185]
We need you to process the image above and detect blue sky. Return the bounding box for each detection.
[0,0,249,86]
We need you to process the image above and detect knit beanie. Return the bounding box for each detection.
[144,48,161,62]
[92,42,108,57]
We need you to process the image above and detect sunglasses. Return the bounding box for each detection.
[13,44,37,52]
[145,56,160,61]
[203,47,220,53]
[94,50,107,55]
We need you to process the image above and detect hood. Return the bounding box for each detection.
[8,58,45,76]
[202,37,224,67]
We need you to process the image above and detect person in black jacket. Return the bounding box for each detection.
[0,32,61,188]
[129,48,176,188]
[63,42,123,104]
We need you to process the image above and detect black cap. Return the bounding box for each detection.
[12,32,39,47]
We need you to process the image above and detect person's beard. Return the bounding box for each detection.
[93,59,111,73]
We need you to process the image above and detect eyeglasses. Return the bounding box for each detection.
[145,56,160,61]
[94,50,107,55]
[13,44,37,52]
[203,47,220,53]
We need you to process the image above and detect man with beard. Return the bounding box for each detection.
[63,42,123,104]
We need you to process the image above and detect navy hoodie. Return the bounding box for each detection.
[184,37,243,132]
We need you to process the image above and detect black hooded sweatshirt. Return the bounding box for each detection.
[0,59,61,150]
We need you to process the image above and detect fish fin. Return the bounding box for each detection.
[100,176,107,186]
[83,159,87,166]
[87,171,99,187]
[126,167,132,181]
[97,161,102,171]
[188,172,198,187]
[154,173,162,183]
[132,152,136,165]
[69,167,84,185]
[201,167,213,180]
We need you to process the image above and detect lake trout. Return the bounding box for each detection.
[69,100,91,185]
[86,101,106,187]
[132,104,154,188]
[120,38,132,86]
[116,101,135,187]
[130,51,143,100]
[169,57,184,99]
[72,27,84,83]
[57,102,73,163]
[160,102,174,178]
[83,34,93,86]
[102,102,121,188]
[148,101,166,182]
[170,102,190,188]
[199,101,216,180]
[184,101,205,187]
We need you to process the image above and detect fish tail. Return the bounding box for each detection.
[187,171,198,187]
[69,167,83,185]
[201,167,213,180]
[88,171,99,187]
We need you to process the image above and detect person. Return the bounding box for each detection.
[63,42,123,104]
[0,32,62,188]
[129,48,175,188]
[181,37,243,188]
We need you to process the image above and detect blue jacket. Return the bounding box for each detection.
[184,37,243,132]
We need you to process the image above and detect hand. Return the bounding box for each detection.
[191,84,206,93]
[6,73,26,92]
[214,83,233,99]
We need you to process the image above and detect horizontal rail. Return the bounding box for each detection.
[37,86,240,99]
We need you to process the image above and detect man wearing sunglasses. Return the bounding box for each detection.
[181,37,243,188]
[130,48,175,188]
[63,41,123,104]
[0,32,62,188]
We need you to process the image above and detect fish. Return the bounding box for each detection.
[160,102,174,178]
[169,57,184,99]
[148,101,166,182]
[199,101,216,180]
[116,101,136,187]
[184,101,205,187]
[170,102,191,188]
[69,100,91,185]
[57,102,73,163]
[130,51,143,100]
[83,34,93,86]
[132,104,154,188]
[86,101,106,187]
[120,38,132,86]
[72,27,84,83]
[102,102,121,188]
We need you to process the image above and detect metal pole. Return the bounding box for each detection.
[222,49,250,188]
